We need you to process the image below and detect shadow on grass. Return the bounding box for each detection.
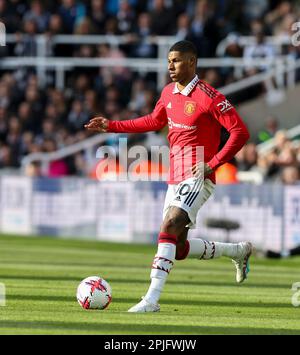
[8,294,293,309]
[0,320,299,335]
[0,274,292,289]
[0,260,151,270]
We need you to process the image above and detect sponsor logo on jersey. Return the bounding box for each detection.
[216,99,233,113]
[184,101,196,116]
[168,117,197,130]
[167,102,172,109]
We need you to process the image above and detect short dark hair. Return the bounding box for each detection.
[169,40,198,59]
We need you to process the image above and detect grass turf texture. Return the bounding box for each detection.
[0,234,299,335]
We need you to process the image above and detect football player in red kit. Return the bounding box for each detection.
[85,41,252,313]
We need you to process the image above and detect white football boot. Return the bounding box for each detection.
[232,242,253,283]
[128,297,160,313]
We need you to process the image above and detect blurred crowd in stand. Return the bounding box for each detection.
[0,0,299,184]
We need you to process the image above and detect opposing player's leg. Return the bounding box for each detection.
[128,206,190,313]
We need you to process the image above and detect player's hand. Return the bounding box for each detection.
[191,162,213,178]
[84,117,109,133]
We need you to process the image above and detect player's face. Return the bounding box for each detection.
[168,51,196,84]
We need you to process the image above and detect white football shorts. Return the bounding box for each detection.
[163,177,215,229]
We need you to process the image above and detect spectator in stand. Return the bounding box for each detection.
[149,0,174,35]
[257,116,279,143]
[265,1,294,36]
[243,0,269,22]
[24,85,44,131]
[275,130,289,149]
[187,0,219,57]
[131,12,156,58]
[89,0,107,34]
[18,102,34,132]
[44,103,60,122]
[47,89,67,120]
[67,99,90,132]
[243,22,277,97]
[173,13,190,42]
[224,33,243,59]
[74,17,97,35]
[218,33,244,87]
[73,74,91,101]
[281,166,300,185]
[14,19,38,57]
[73,152,88,177]
[24,161,43,177]
[244,23,276,76]
[275,144,298,183]
[236,143,258,171]
[104,16,121,35]
[0,144,19,168]
[0,107,7,141]
[95,43,131,92]
[129,78,148,112]
[84,90,100,117]
[202,69,222,87]
[0,0,24,33]
[23,0,50,33]
[58,0,86,34]
[6,116,22,164]
[47,14,64,35]
[0,81,11,109]
[43,138,69,177]
[139,88,157,116]
[46,14,67,57]
[117,0,136,34]
[214,0,246,37]
[35,119,57,145]
[20,131,35,157]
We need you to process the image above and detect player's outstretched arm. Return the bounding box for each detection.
[84,117,109,133]
[85,98,167,134]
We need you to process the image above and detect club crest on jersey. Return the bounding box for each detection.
[184,101,196,116]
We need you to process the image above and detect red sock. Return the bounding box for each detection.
[158,232,177,245]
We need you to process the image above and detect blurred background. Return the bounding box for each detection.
[0,0,300,254]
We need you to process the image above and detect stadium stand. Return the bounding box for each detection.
[0,0,299,184]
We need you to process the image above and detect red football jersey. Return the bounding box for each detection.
[108,76,250,184]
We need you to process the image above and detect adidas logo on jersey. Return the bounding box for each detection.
[167,102,172,109]
[175,196,181,201]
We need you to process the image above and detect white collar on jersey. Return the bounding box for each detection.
[172,75,199,96]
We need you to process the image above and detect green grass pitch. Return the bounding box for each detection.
[0,234,299,335]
